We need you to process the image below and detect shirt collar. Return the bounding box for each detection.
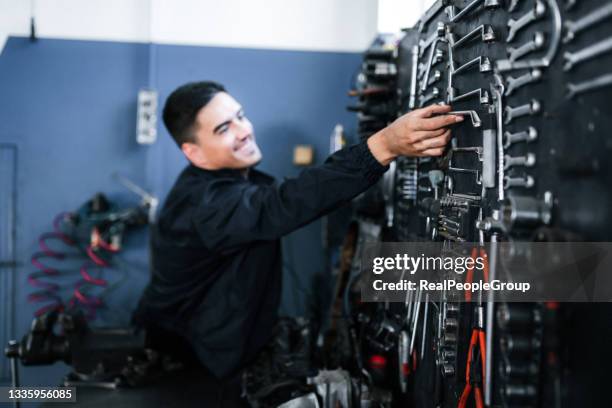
[188,164,274,185]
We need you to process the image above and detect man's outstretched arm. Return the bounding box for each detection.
[368,103,462,165]
[194,104,462,251]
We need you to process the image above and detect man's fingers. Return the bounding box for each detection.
[420,147,446,157]
[410,128,449,142]
[417,103,452,118]
[426,131,451,148]
[417,114,463,131]
[414,130,451,150]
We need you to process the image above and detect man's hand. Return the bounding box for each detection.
[367,104,463,165]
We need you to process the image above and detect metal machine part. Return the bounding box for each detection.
[5,311,149,389]
[478,192,553,233]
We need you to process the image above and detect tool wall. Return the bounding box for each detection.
[347,1,612,407]
[394,0,612,242]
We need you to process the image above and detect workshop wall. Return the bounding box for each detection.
[0,36,152,385]
[0,0,378,53]
[0,0,369,385]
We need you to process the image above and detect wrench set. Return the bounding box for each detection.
[344,1,612,407]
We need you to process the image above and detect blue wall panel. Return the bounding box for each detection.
[0,36,360,385]
[0,37,152,385]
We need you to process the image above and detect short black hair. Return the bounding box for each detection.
[162,81,226,146]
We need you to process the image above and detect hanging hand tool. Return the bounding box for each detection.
[465,247,489,302]
[458,305,487,408]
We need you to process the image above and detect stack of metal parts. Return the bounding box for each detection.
[346,0,612,407]
[348,35,400,143]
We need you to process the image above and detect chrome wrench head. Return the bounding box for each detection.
[504,99,541,124]
[504,126,538,148]
[508,32,546,62]
[505,68,542,96]
[504,175,535,189]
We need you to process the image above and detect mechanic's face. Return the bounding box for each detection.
[182,92,262,170]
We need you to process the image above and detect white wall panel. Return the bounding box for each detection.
[1,0,379,54]
[377,0,426,34]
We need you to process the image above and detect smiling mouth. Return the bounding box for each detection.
[236,140,255,155]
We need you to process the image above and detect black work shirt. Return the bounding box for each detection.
[133,142,388,378]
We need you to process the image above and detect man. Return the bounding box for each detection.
[133,81,461,402]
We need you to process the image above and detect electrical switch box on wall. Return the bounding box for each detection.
[136,89,158,145]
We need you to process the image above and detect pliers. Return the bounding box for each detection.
[458,327,486,408]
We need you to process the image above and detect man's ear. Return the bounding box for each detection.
[181,142,208,168]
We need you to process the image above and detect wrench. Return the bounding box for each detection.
[508,32,546,62]
[505,68,542,96]
[507,0,547,42]
[453,56,493,76]
[421,51,444,89]
[567,73,612,99]
[564,36,612,71]
[449,88,490,105]
[496,0,562,72]
[504,126,538,148]
[419,22,446,56]
[446,110,482,127]
[508,0,522,12]
[409,45,419,109]
[420,87,440,106]
[447,0,499,23]
[491,74,505,201]
[422,39,440,90]
[452,24,496,48]
[504,99,541,124]
[422,44,445,91]
[564,3,612,43]
[504,175,534,189]
[504,153,536,170]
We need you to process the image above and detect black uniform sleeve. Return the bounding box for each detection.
[193,142,388,251]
